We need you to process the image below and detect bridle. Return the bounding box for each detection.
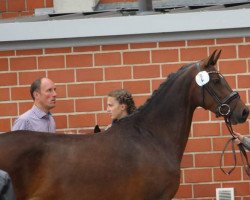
[196,64,250,176]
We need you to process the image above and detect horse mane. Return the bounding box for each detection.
[136,62,195,112]
[115,62,196,124]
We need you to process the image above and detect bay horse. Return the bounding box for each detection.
[0,50,249,200]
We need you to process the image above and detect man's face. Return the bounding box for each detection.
[107,97,126,120]
[34,78,57,112]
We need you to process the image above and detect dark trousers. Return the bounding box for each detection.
[0,170,16,200]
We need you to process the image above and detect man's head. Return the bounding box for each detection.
[30,77,57,113]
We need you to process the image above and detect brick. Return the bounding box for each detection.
[45,47,71,54]
[133,95,149,108]
[152,49,178,63]
[214,167,241,181]
[38,56,65,69]
[130,42,157,49]
[54,115,68,129]
[193,123,220,137]
[181,154,194,168]
[76,68,103,82]
[184,168,212,183]
[224,75,236,90]
[210,46,237,59]
[97,113,110,126]
[222,152,241,166]
[123,51,150,65]
[48,70,74,83]
[1,12,19,19]
[0,88,10,101]
[216,37,244,44]
[180,48,207,62]
[152,79,164,91]
[27,0,45,9]
[105,66,132,80]
[53,100,74,113]
[0,118,11,132]
[101,44,128,51]
[11,87,30,100]
[19,102,33,114]
[159,41,185,47]
[0,58,8,70]
[69,114,95,128]
[76,98,102,112]
[0,0,7,12]
[174,184,193,199]
[68,83,94,97]
[185,138,212,152]
[193,183,219,198]
[219,60,247,74]
[10,57,37,70]
[212,137,233,151]
[95,82,122,96]
[195,153,221,167]
[95,52,121,66]
[162,63,182,77]
[0,103,17,116]
[123,80,150,94]
[66,54,93,68]
[238,75,250,88]
[223,182,250,196]
[0,50,15,57]
[16,49,43,56]
[45,0,53,7]
[133,64,160,79]
[193,108,209,122]
[239,45,250,58]
[0,73,17,86]
[8,0,25,12]
[188,39,215,46]
[19,71,46,85]
[221,121,249,136]
[73,46,100,52]
[56,84,67,98]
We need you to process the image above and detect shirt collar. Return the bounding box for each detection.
[32,105,51,119]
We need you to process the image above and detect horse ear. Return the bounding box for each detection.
[204,49,222,68]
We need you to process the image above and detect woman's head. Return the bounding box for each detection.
[107,89,136,121]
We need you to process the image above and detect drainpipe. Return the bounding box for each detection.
[138,0,153,12]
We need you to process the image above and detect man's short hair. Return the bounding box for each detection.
[30,78,43,100]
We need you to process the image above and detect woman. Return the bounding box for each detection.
[234,132,250,150]
[106,89,136,129]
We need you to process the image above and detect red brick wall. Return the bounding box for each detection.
[0,0,136,19]
[0,38,250,199]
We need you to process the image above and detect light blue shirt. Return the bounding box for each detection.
[12,106,56,133]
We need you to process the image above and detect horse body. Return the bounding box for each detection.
[0,50,248,200]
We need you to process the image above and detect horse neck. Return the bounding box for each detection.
[136,66,198,159]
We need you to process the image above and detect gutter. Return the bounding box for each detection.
[1,9,250,50]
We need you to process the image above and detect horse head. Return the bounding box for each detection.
[194,50,249,125]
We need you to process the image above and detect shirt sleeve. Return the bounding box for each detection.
[12,118,30,131]
[242,137,250,151]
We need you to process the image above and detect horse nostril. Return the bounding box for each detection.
[242,108,249,119]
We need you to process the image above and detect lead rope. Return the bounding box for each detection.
[220,118,250,176]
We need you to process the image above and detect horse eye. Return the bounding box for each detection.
[212,78,220,84]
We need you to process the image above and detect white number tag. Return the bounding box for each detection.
[195,71,210,86]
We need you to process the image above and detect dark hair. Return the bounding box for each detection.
[30,77,43,100]
[108,89,136,114]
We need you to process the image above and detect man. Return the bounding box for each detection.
[0,170,15,200]
[12,77,57,133]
